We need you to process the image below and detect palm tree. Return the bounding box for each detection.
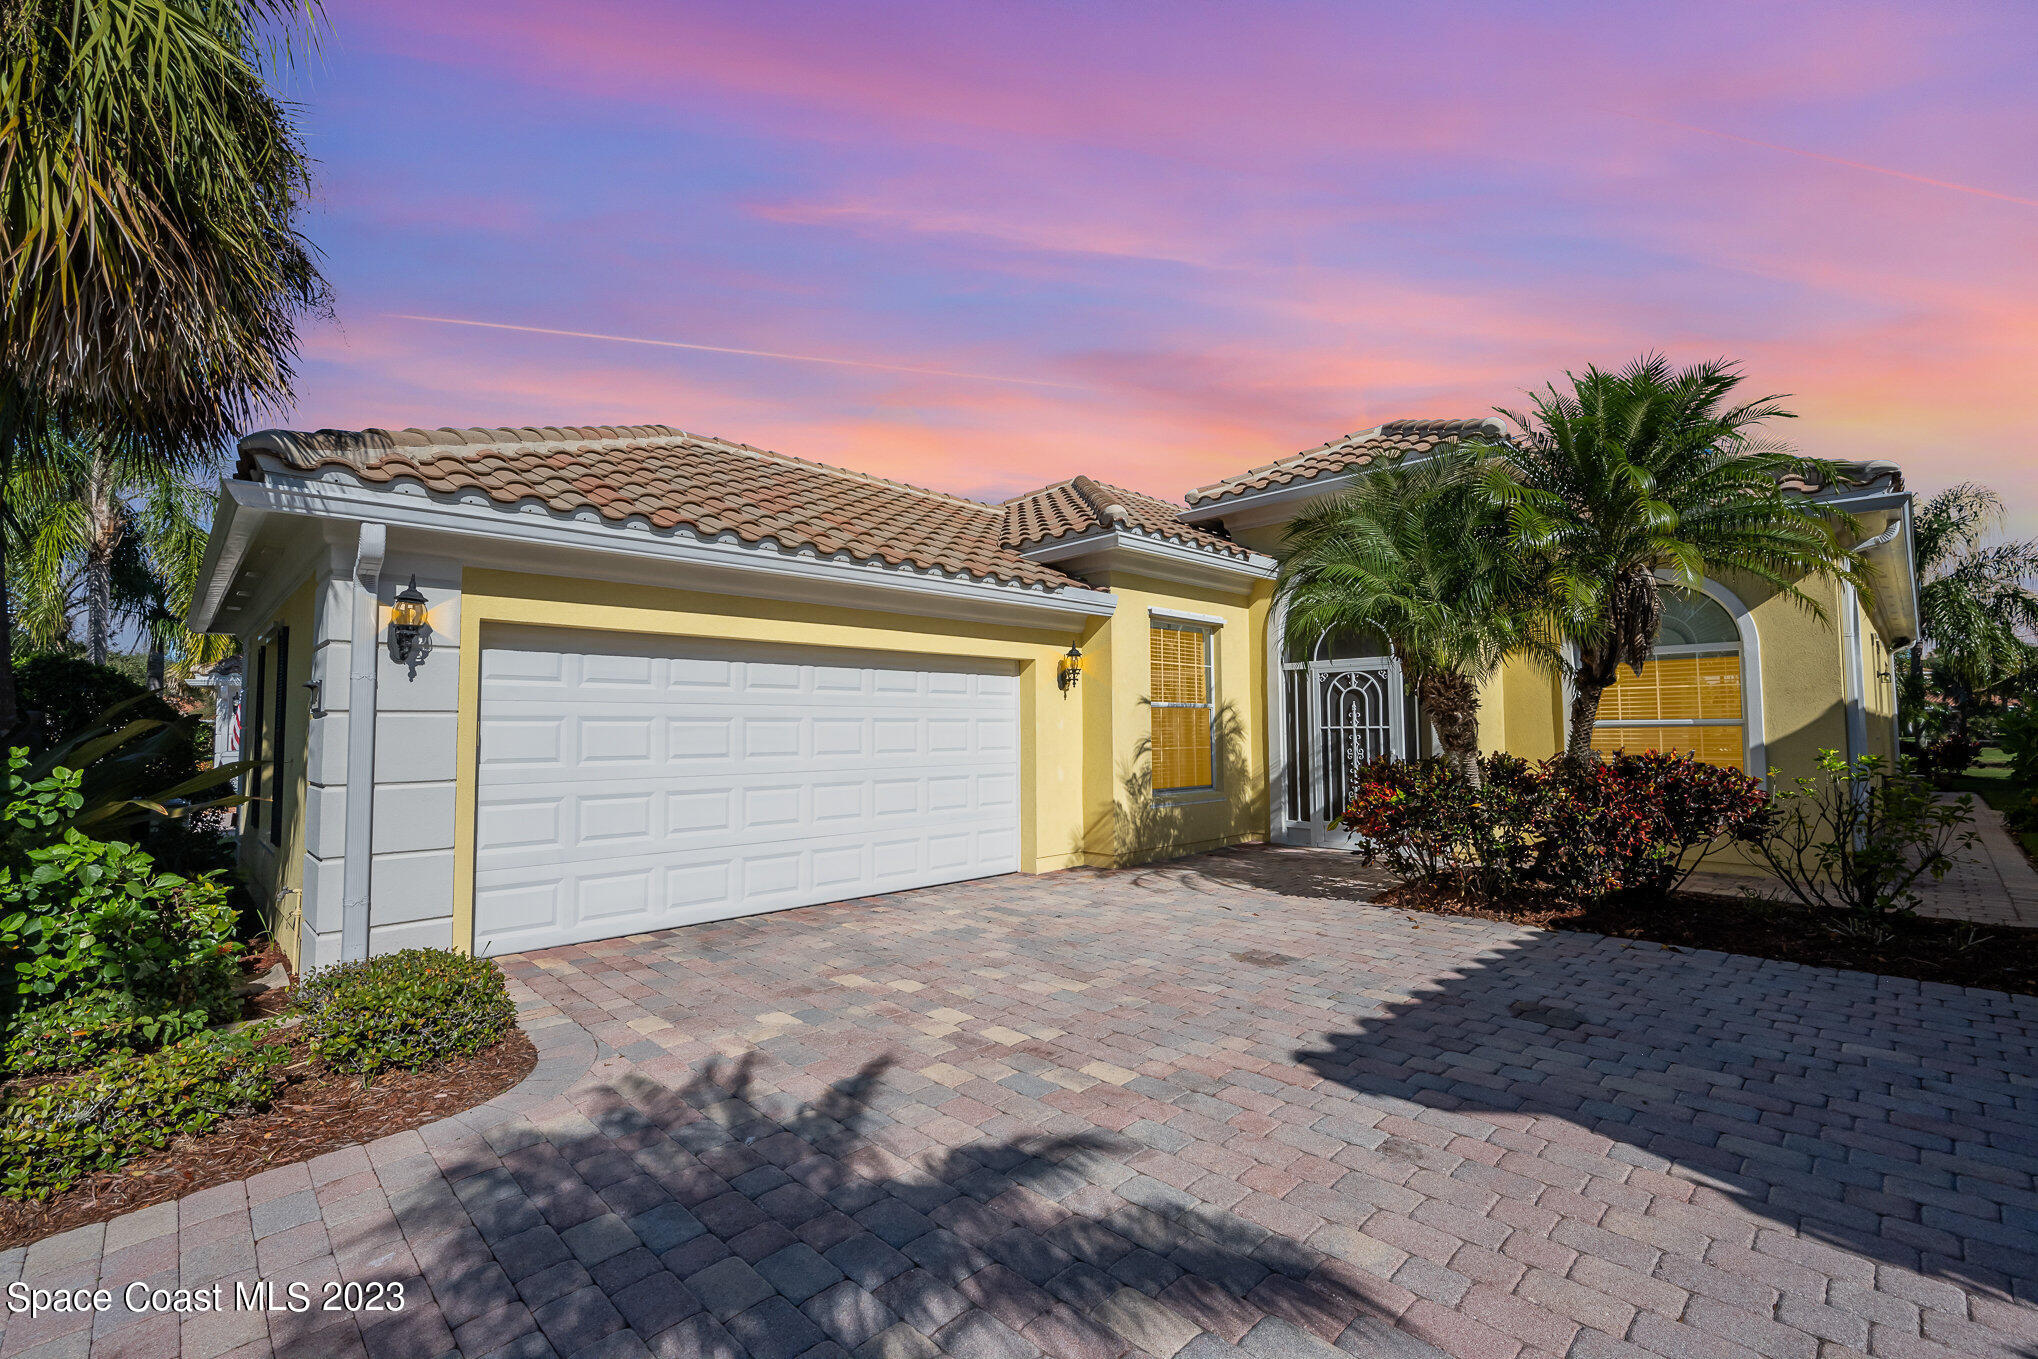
[1903,483,2038,739]
[1277,449,1555,787]
[1477,356,1870,761]
[0,0,328,729]
[7,427,233,675]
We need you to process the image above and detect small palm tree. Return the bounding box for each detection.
[1278,449,1555,787]
[7,427,231,676]
[1478,356,1870,761]
[1904,483,2038,738]
[1,0,328,727]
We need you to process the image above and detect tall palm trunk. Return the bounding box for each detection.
[1566,667,1610,761]
[1566,571,1658,762]
[83,454,121,668]
[84,545,114,667]
[1415,670,1484,788]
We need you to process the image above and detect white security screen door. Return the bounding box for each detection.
[1279,654,1408,847]
[472,628,1021,955]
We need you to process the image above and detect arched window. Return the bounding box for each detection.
[1590,588,1748,771]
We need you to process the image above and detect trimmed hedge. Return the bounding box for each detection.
[1,1024,287,1200]
[294,948,514,1076]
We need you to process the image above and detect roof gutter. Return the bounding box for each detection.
[1017,527,1277,584]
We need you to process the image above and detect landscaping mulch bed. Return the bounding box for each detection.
[1378,882,2038,996]
[0,1029,536,1249]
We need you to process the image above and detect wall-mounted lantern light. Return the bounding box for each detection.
[1057,643,1084,691]
[387,576,433,678]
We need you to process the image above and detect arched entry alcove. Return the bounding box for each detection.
[1271,615,1428,846]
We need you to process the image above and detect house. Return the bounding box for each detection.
[188,419,1919,968]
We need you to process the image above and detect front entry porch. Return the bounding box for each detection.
[1273,628,1428,847]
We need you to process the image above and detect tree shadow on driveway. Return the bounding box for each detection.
[1284,914,2038,1305]
[297,1048,1454,1359]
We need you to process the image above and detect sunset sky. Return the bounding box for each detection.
[283,1,2038,531]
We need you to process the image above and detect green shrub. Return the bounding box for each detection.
[1920,731,1985,787]
[0,1024,288,1200]
[1999,704,2038,790]
[2,990,155,1078]
[11,657,198,784]
[1,820,240,1024]
[0,757,83,877]
[294,949,514,1076]
[2007,790,2038,835]
[1748,751,1978,917]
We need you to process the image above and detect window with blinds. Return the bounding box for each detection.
[1150,623,1214,791]
[1589,588,1747,770]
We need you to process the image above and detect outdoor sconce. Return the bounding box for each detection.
[387,577,433,678]
[1058,644,1084,692]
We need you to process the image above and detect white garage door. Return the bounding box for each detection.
[472,628,1022,955]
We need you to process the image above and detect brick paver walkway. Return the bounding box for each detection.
[4,845,2034,1359]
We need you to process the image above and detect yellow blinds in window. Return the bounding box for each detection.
[1589,723,1746,770]
[1590,651,1745,771]
[1150,625,1213,790]
[1598,652,1741,722]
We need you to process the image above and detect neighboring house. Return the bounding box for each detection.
[186,655,244,764]
[189,419,1919,967]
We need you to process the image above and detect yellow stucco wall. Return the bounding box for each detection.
[1860,594,1899,763]
[239,577,316,965]
[449,568,1269,951]
[1074,571,1271,866]
[1477,569,1899,787]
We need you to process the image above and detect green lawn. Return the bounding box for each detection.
[1945,746,2038,862]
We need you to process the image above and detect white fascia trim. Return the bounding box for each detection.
[187,480,263,633]
[1179,472,1364,525]
[231,473,1118,621]
[1149,606,1226,628]
[1018,528,1276,579]
[1815,488,1911,514]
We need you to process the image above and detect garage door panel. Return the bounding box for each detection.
[474,632,1022,954]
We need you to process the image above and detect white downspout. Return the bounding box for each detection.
[1843,519,1905,768]
[343,523,385,962]
[1841,581,1868,767]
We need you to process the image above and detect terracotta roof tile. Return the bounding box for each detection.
[238,423,1214,591]
[1000,476,1253,558]
[1778,460,1904,495]
[1186,418,1510,507]
[1189,418,1905,507]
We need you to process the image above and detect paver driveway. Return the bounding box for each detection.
[5,846,2035,1359]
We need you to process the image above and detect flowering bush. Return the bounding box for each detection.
[1338,751,1767,904]
[1539,751,1770,900]
[1338,755,1545,900]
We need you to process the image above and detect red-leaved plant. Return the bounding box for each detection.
[1339,751,1767,904]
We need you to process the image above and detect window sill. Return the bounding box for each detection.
[1153,788,1228,807]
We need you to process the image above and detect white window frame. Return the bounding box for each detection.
[1150,620,1218,796]
[1583,579,1764,778]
